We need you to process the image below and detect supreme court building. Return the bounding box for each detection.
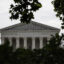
[0,21,60,49]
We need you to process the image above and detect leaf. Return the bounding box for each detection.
[28,12,34,19]
[61,26,64,29]
[60,17,62,20]
[14,0,21,3]
[36,3,42,8]
[10,4,14,8]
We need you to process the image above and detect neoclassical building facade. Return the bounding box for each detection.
[0,21,60,49]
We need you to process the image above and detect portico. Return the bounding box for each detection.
[0,21,60,49]
[2,36,47,49]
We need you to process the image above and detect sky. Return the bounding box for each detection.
[0,0,62,29]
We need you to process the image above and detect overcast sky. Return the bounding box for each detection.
[0,0,62,29]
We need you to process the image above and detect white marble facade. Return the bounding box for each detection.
[0,21,60,49]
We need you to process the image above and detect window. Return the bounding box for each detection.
[43,37,47,46]
[35,38,40,49]
[12,38,16,49]
[27,38,32,49]
[19,38,24,48]
[4,38,9,44]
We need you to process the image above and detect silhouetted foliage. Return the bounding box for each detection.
[52,0,64,29]
[9,0,42,23]
[41,33,64,64]
[0,42,13,64]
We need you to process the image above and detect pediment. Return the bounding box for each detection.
[0,21,60,31]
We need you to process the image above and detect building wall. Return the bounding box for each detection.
[1,30,59,37]
[1,30,59,49]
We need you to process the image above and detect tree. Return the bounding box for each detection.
[0,41,13,64]
[9,0,42,23]
[52,0,64,29]
[12,34,64,64]
[40,33,64,64]
[0,43,43,64]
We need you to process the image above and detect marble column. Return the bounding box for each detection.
[9,37,12,46]
[16,37,19,49]
[40,37,43,48]
[32,37,35,49]
[47,37,50,44]
[24,37,27,49]
[1,37,4,45]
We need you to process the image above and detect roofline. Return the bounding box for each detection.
[31,21,60,30]
[0,21,60,32]
[0,22,27,31]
